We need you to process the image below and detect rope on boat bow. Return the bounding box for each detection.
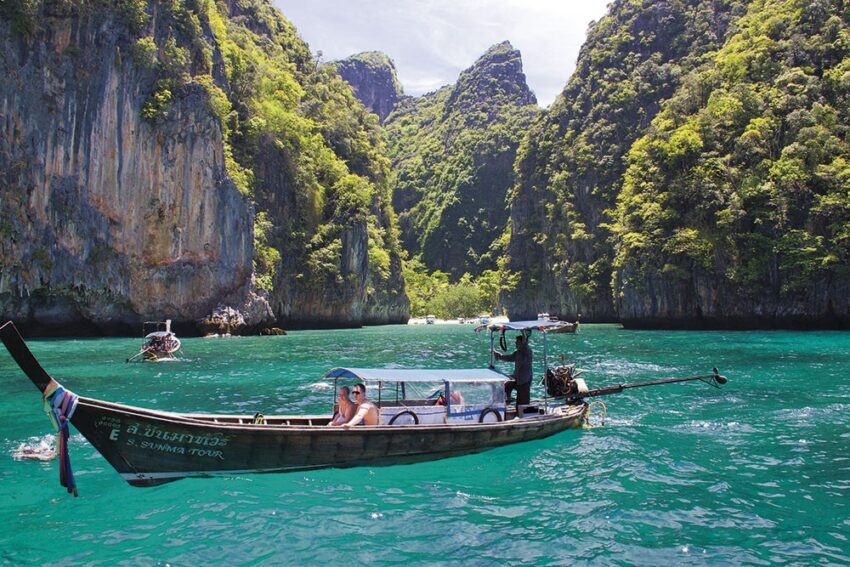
[583,401,607,429]
[42,379,79,497]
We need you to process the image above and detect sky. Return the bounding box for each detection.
[274,0,612,108]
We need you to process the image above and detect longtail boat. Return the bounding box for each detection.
[126,320,182,362]
[550,318,580,334]
[0,320,726,493]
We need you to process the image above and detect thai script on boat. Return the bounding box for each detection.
[124,422,232,448]
[95,416,121,430]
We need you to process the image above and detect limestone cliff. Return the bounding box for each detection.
[0,0,408,334]
[504,0,746,322]
[0,6,256,335]
[611,0,850,329]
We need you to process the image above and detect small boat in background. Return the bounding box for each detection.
[425,314,436,324]
[550,314,581,334]
[127,320,182,362]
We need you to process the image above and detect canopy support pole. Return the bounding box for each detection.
[543,331,549,411]
[489,330,495,368]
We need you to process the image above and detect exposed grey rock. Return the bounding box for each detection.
[331,51,404,123]
[0,13,253,335]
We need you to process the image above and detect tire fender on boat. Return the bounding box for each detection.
[388,410,419,425]
[479,408,502,423]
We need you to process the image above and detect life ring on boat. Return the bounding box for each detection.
[388,410,419,425]
[479,408,502,423]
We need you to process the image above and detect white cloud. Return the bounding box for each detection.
[274,0,610,107]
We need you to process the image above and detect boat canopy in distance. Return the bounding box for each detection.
[324,367,509,384]
[144,331,177,339]
[479,319,568,332]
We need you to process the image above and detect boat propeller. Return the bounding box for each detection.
[711,367,728,385]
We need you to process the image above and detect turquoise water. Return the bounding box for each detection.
[1,324,848,564]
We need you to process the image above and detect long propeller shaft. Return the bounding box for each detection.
[574,371,727,400]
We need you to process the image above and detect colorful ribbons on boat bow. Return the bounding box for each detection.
[43,379,79,497]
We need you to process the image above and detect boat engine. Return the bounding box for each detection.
[543,364,588,400]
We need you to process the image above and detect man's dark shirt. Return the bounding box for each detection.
[497,344,533,385]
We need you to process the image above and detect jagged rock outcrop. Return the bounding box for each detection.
[331,51,404,123]
[197,288,275,335]
[384,41,539,279]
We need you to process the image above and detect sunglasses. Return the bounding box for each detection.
[353,390,363,395]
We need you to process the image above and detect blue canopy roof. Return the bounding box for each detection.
[324,367,509,384]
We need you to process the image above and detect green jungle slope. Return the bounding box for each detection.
[383,41,540,280]
[505,0,749,322]
[612,0,850,328]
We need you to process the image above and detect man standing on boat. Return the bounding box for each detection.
[494,335,533,412]
[343,384,380,427]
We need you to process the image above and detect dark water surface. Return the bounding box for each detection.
[1,324,848,564]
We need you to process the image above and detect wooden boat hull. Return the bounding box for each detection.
[72,398,587,486]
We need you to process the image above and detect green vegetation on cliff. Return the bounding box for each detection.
[384,41,539,280]
[506,0,746,319]
[2,0,409,325]
[402,258,514,318]
[112,0,406,320]
[612,0,850,309]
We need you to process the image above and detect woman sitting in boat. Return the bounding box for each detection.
[343,384,379,427]
[329,386,356,426]
[435,390,465,407]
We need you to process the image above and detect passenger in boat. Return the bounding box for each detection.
[344,384,379,427]
[494,335,533,411]
[435,390,465,407]
[330,386,356,426]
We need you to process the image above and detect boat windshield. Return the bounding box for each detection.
[323,368,508,408]
[378,380,505,406]
[478,319,567,332]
